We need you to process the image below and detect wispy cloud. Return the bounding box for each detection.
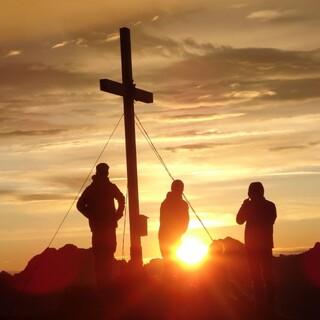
[0,129,67,138]
[51,41,69,49]
[5,50,22,57]
[164,113,245,123]
[17,193,73,202]
[229,3,248,9]
[247,9,299,22]
[75,38,88,47]
[105,32,120,42]
[163,142,232,152]
[225,90,276,99]
[263,171,320,177]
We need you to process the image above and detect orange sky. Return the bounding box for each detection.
[1,0,320,272]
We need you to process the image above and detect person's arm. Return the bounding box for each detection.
[113,185,125,220]
[160,203,164,226]
[236,199,250,225]
[271,202,277,225]
[76,187,91,218]
[182,203,189,234]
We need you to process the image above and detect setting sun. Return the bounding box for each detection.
[175,236,209,266]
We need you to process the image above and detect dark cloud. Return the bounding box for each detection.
[155,129,199,138]
[163,142,232,152]
[0,62,96,93]
[259,78,320,101]
[0,0,208,44]
[148,45,320,106]
[269,145,308,152]
[309,141,320,146]
[0,189,73,202]
[48,175,88,190]
[17,193,73,202]
[270,141,320,152]
[0,189,15,197]
[0,129,68,138]
[165,112,218,120]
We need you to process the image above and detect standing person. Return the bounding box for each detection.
[236,182,277,315]
[159,180,189,260]
[77,162,125,288]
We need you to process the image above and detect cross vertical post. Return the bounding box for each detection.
[120,27,142,266]
[100,27,153,267]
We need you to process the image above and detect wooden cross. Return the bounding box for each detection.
[100,27,153,266]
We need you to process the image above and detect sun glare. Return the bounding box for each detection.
[175,236,209,266]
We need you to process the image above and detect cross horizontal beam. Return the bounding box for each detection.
[100,79,153,103]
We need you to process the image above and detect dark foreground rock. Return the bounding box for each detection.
[0,238,319,320]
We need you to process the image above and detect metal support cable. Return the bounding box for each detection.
[47,114,124,249]
[135,114,175,181]
[135,113,214,242]
[121,191,128,259]
[14,114,124,309]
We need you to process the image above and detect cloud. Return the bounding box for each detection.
[105,33,120,43]
[163,112,245,123]
[75,38,88,47]
[247,9,299,23]
[17,193,73,202]
[48,175,88,190]
[0,188,73,202]
[148,43,320,108]
[0,0,210,43]
[270,141,320,152]
[269,145,307,152]
[226,90,276,99]
[51,41,69,49]
[229,3,248,9]
[0,129,68,138]
[0,62,94,88]
[0,189,15,197]
[163,142,232,152]
[4,50,22,57]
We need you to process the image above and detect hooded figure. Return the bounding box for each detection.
[236,182,277,314]
[77,162,125,288]
[159,180,189,259]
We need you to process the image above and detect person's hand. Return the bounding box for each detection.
[115,209,123,220]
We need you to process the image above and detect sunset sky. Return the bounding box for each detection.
[1,0,320,272]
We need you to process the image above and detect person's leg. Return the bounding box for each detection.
[92,231,105,290]
[92,229,116,319]
[159,233,170,260]
[261,249,274,309]
[99,228,116,287]
[247,249,264,310]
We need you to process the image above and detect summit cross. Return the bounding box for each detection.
[100,27,153,266]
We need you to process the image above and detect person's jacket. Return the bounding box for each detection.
[159,192,189,239]
[236,197,277,250]
[77,175,125,231]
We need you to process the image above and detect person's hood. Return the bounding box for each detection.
[91,174,110,184]
[165,191,182,201]
[250,196,266,203]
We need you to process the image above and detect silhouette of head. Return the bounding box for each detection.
[171,179,184,195]
[96,162,109,177]
[248,182,264,200]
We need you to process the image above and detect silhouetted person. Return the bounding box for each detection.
[236,182,277,315]
[77,163,125,289]
[159,180,189,259]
